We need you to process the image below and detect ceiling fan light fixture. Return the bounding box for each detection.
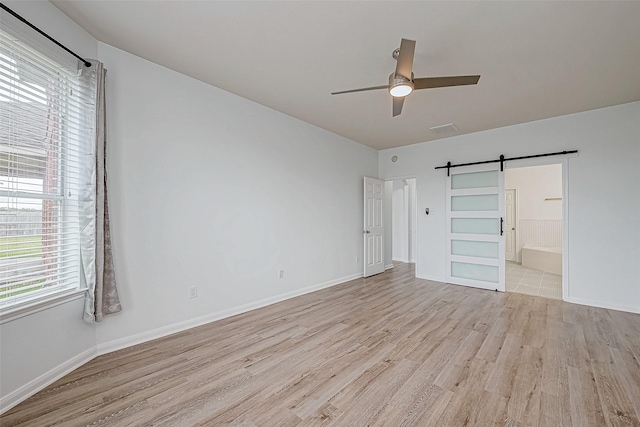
[388,73,414,98]
[389,83,413,97]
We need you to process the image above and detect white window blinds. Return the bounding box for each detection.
[0,29,93,308]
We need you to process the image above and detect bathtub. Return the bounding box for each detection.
[521,246,562,275]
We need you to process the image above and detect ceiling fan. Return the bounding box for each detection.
[331,38,481,117]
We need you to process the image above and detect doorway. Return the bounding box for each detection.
[384,178,417,270]
[504,164,563,300]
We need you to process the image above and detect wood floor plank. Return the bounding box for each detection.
[540,391,573,427]
[590,357,640,426]
[326,357,420,425]
[484,333,523,397]
[505,344,543,425]
[2,262,639,426]
[372,381,452,427]
[568,366,607,427]
[435,357,494,426]
[287,342,395,420]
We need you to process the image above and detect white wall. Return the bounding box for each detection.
[506,164,563,261]
[380,102,640,314]
[506,164,562,220]
[95,43,378,348]
[0,1,98,411]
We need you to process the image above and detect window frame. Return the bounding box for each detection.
[0,30,90,319]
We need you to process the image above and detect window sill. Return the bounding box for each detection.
[0,288,87,325]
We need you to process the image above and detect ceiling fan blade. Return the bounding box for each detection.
[392,97,404,117]
[331,85,389,95]
[413,75,481,90]
[395,38,416,80]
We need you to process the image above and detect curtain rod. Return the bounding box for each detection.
[435,150,578,176]
[0,2,91,67]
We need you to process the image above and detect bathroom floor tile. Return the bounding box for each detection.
[505,261,562,301]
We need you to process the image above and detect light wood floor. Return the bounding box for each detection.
[3,263,640,426]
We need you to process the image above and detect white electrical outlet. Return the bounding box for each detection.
[278,270,284,279]
[189,286,197,299]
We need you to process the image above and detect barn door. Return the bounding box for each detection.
[446,164,505,291]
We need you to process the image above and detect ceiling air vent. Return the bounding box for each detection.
[429,123,458,135]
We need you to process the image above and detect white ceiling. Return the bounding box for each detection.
[52,1,640,150]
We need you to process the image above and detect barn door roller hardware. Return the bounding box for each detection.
[435,150,578,176]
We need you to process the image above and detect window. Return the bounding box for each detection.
[0,30,91,310]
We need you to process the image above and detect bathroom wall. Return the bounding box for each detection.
[506,164,563,262]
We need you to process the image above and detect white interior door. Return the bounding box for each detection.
[364,177,384,277]
[505,189,517,262]
[446,164,505,291]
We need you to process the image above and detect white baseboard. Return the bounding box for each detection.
[392,258,409,263]
[385,264,394,270]
[415,273,445,283]
[565,297,640,314]
[414,274,640,315]
[0,347,96,414]
[97,272,363,355]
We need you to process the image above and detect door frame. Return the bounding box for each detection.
[505,157,570,301]
[391,180,410,263]
[505,188,518,262]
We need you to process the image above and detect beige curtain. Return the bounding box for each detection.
[83,61,121,323]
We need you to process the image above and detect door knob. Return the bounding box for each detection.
[364,230,371,234]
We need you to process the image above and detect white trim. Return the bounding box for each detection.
[562,160,570,302]
[0,347,96,414]
[416,273,500,292]
[97,272,363,355]
[392,258,409,263]
[0,288,86,325]
[385,264,395,270]
[565,297,640,314]
[382,174,418,181]
[515,187,520,263]
[451,233,500,242]
[447,275,502,291]
[504,187,519,263]
[450,255,500,266]
[450,211,500,219]
[450,187,500,196]
[415,273,444,282]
